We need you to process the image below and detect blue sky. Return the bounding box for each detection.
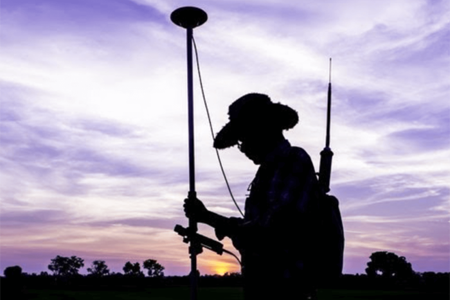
[0,0,449,276]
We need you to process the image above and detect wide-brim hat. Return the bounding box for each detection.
[213,93,299,149]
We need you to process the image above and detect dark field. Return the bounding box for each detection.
[18,287,449,300]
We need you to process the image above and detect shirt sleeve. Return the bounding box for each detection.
[213,217,244,241]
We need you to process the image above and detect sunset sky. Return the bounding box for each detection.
[1,0,449,276]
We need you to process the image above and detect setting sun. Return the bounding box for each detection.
[209,261,239,275]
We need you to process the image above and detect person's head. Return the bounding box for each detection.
[214,93,298,164]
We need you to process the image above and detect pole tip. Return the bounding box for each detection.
[171,7,208,29]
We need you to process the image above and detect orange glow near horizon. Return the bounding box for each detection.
[207,260,240,275]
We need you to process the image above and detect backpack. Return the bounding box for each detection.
[311,191,345,286]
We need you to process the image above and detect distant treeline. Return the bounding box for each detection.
[1,251,449,297]
[1,270,449,291]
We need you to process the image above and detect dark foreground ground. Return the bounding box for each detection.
[7,286,448,300]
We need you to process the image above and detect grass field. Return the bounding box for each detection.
[20,287,449,300]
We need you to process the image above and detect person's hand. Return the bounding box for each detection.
[184,197,209,223]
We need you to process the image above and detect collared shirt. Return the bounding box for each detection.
[216,139,319,279]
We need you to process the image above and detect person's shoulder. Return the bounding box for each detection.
[287,144,311,161]
[275,140,313,165]
[285,143,316,172]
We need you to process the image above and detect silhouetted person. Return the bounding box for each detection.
[185,93,319,300]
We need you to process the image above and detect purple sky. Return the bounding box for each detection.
[1,0,449,276]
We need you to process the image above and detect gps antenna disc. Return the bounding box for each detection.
[171,7,208,29]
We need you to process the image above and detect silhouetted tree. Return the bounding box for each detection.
[3,265,22,279]
[48,255,84,277]
[365,251,415,280]
[143,259,165,277]
[87,260,110,277]
[123,261,144,276]
[2,266,24,299]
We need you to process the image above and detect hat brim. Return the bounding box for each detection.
[213,122,239,149]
